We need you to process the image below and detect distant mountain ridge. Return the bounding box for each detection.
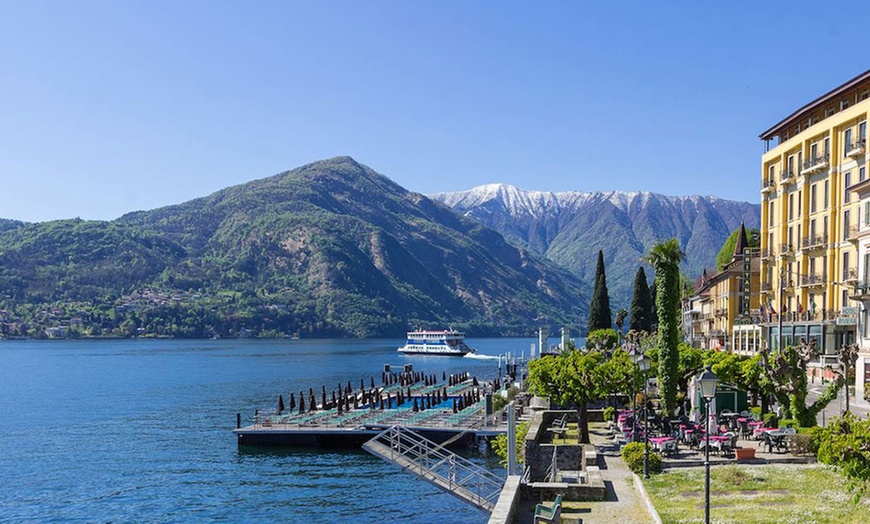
[0,158,586,339]
[432,184,760,312]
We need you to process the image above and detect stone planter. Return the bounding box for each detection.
[735,447,755,460]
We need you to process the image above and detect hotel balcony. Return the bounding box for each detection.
[849,282,870,301]
[761,282,773,292]
[846,138,866,159]
[761,177,776,193]
[843,267,859,284]
[760,247,774,259]
[714,308,727,317]
[779,243,795,257]
[801,234,828,250]
[779,170,795,185]
[847,224,861,243]
[800,273,826,287]
[801,154,830,175]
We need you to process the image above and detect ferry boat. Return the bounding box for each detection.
[397,329,475,356]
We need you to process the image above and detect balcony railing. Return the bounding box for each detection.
[762,177,776,191]
[760,247,774,259]
[843,267,859,283]
[779,170,795,184]
[779,243,795,256]
[850,282,870,300]
[800,273,826,287]
[714,308,727,317]
[761,282,773,292]
[801,154,830,174]
[847,224,861,242]
[801,235,828,249]
[846,138,866,158]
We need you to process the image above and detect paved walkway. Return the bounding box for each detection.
[568,423,655,524]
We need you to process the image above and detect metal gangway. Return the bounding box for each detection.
[362,425,504,513]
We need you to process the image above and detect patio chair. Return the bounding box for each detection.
[738,419,752,440]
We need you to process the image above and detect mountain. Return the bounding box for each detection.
[431,184,760,311]
[0,158,585,339]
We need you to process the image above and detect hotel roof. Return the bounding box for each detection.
[759,68,870,141]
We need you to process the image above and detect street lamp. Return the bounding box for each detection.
[630,348,643,443]
[638,354,651,479]
[699,366,719,524]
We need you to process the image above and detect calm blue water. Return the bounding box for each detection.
[0,337,540,523]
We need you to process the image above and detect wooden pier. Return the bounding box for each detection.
[234,366,509,448]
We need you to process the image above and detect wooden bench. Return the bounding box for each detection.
[534,494,562,523]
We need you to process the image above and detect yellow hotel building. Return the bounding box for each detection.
[759,69,869,357]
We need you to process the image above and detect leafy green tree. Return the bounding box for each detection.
[528,348,604,443]
[598,348,637,410]
[587,250,612,332]
[643,238,684,415]
[760,339,841,427]
[586,328,619,350]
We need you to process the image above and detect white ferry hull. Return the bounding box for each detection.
[397,329,475,356]
[397,345,472,356]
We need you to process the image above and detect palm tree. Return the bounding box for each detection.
[643,238,684,415]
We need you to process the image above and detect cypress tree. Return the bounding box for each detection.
[629,266,653,333]
[587,250,612,331]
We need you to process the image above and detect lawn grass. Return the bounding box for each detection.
[644,463,870,523]
[551,423,580,445]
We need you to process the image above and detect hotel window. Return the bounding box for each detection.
[865,253,870,283]
[789,194,794,220]
[769,202,774,224]
[861,121,867,140]
[861,167,866,182]
[865,201,870,226]
[844,210,851,240]
[788,226,793,248]
[811,184,817,212]
[845,128,853,156]
[810,219,816,238]
[844,252,851,280]
[824,137,830,157]
[798,190,802,214]
[823,216,828,240]
[768,164,775,181]
[824,180,829,209]
[787,155,794,175]
[845,172,852,203]
[811,143,818,160]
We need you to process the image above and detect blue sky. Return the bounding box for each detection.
[2,1,869,222]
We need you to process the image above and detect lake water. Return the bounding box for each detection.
[0,337,544,523]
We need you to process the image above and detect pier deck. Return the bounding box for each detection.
[235,372,508,448]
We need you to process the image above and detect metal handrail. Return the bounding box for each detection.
[365,425,504,511]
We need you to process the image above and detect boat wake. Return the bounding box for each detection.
[463,353,500,361]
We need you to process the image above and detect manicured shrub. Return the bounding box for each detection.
[621,441,663,475]
[763,413,779,428]
[778,418,799,429]
[603,406,616,422]
[749,406,762,420]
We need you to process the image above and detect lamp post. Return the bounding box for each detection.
[699,366,719,524]
[638,354,651,479]
[627,342,638,441]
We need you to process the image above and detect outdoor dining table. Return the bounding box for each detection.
[752,426,778,440]
[761,428,789,452]
[649,436,675,452]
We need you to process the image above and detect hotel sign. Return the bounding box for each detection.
[742,247,758,316]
